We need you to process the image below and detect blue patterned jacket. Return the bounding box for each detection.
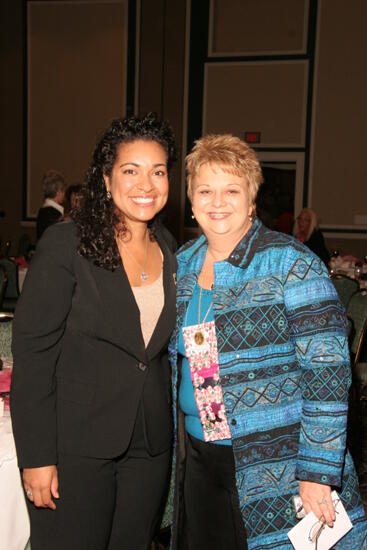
[169,218,367,549]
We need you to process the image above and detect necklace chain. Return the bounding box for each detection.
[184,284,213,329]
[119,232,149,281]
[198,285,213,324]
[185,254,213,328]
[198,253,213,324]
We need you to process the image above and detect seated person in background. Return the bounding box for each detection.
[62,183,83,221]
[36,170,67,240]
[293,207,330,266]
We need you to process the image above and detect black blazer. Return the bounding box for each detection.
[305,229,330,267]
[36,205,63,240]
[11,221,177,468]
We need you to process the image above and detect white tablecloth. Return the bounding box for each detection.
[332,269,367,291]
[18,268,28,293]
[0,415,30,550]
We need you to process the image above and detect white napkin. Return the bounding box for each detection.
[288,491,353,550]
[0,416,17,468]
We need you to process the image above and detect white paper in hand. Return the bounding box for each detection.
[288,491,353,550]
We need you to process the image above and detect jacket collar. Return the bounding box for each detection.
[145,228,177,359]
[89,225,176,364]
[178,217,264,271]
[43,198,64,215]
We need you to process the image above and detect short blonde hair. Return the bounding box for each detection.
[186,134,263,206]
[293,208,318,241]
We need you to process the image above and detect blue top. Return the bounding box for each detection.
[178,283,231,445]
[169,218,367,549]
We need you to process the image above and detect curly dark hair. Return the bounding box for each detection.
[64,183,83,215]
[74,112,177,270]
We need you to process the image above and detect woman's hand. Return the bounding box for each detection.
[23,465,59,509]
[299,480,335,527]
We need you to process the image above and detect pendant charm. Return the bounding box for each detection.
[141,271,148,281]
[194,331,204,345]
[182,320,232,442]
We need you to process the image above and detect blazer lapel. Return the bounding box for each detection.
[146,230,177,359]
[89,260,147,363]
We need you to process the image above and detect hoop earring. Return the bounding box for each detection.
[106,191,112,200]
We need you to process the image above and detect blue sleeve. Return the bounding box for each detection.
[283,247,350,487]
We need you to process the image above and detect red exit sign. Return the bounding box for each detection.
[245,131,261,144]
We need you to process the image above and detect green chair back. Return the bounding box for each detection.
[331,275,359,309]
[347,291,367,364]
[0,258,19,311]
[0,265,7,308]
[0,258,19,299]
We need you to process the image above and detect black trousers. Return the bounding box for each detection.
[182,434,248,550]
[26,406,171,550]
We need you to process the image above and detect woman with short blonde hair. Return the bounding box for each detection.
[186,134,263,206]
[169,133,366,549]
[293,207,330,265]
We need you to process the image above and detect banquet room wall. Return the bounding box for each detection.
[195,0,367,257]
[0,1,24,253]
[309,0,367,257]
[0,0,186,253]
[0,0,366,257]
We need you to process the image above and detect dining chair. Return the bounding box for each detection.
[0,265,8,310]
[331,274,359,309]
[0,258,19,312]
[347,291,367,367]
[347,291,367,465]
[2,240,11,258]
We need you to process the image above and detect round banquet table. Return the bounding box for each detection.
[329,260,367,291]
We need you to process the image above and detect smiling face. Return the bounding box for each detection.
[103,139,169,228]
[191,163,253,243]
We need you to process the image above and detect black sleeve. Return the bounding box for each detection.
[305,230,330,266]
[36,207,62,240]
[10,223,77,468]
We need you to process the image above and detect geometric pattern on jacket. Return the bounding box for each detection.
[169,218,367,549]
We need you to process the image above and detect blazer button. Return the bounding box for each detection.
[138,362,147,372]
[231,418,237,426]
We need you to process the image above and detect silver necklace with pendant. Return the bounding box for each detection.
[194,285,213,345]
[193,254,214,344]
[185,262,213,346]
[120,231,149,282]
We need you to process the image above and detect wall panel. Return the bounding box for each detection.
[27,0,128,217]
[210,0,309,55]
[310,0,367,230]
[203,61,308,148]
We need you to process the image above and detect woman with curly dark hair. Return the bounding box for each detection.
[62,183,83,220]
[11,113,178,550]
